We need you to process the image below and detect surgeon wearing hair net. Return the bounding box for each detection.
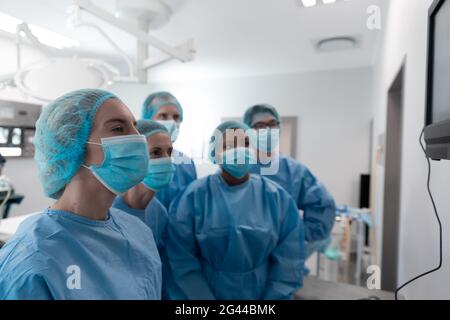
[141,92,197,210]
[0,89,162,300]
[111,120,175,299]
[164,120,305,300]
[112,120,174,250]
[243,104,336,261]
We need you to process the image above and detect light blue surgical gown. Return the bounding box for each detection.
[112,195,168,249]
[0,208,162,300]
[165,173,305,300]
[156,149,197,210]
[112,195,172,300]
[250,153,336,245]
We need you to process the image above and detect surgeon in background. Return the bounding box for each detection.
[0,89,161,300]
[141,92,197,210]
[243,104,336,261]
[165,120,305,300]
[112,120,175,250]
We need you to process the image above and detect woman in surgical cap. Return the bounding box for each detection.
[112,120,174,251]
[243,104,336,265]
[141,92,197,210]
[0,89,162,300]
[164,120,305,300]
[112,120,176,300]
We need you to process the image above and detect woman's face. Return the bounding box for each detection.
[147,133,173,159]
[252,115,279,130]
[152,105,181,124]
[84,99,138,166]
[216,128,250,160]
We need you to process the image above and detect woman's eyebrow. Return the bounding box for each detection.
[104,118,127,125]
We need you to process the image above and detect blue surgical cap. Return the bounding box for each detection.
[243,104,280,127]
[141,92,183,122]
[136,119,169,138]
[208,120,251,163]
[34,89,119,199]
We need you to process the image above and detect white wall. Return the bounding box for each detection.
[371,0,450,299]
[140,67,373,207]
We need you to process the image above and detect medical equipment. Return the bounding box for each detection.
[315,205,373,286]
[0,0,195,102]
[0,175,13,229]
[0,99,41,158]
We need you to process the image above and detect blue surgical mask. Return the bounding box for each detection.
[220,147,256,179]
[82,135,149,195]
[256,128,280,153]
[157,120,180,142]
[142,157,176,191]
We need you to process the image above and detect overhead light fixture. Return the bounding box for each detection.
[115,0,172,30]
[300,0,317,7]
[14,58,119,102]
[0,12,79,49]
[298,0,349,8]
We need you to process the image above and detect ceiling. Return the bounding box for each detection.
[0,0,388,82]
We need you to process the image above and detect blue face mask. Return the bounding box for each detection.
[220,147,256,179]
[157,120,180,142]
[256,128,280,153]
[83,135,149,195]
[142,157,176,191]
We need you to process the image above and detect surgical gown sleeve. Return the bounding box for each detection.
[297,165,336,242]
[165,191,215,300]
[1,270,53,300]
[264,192,305,300]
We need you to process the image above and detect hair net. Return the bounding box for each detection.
[243,104,280,127]
[141,92,183,122]
[34,89,119,199]
[208,120,252,163]
[136,119,170,138]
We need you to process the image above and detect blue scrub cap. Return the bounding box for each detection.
[243,104,280,127]
[136,119,170,138]
[141,92,183,122]
[34,89,119,199]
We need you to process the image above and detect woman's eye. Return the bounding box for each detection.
[111,126,124,133]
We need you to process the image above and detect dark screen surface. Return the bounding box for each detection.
[430,0,450,124]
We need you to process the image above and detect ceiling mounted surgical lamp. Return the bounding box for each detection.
[0,0,195,102]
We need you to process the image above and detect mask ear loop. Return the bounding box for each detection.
[81,140,103,170]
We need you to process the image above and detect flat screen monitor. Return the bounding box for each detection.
[424,0,450,160]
